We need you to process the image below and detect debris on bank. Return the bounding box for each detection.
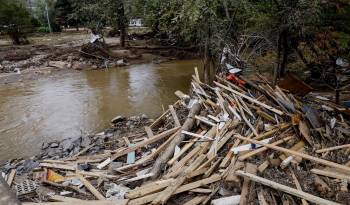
[1,69,350,205]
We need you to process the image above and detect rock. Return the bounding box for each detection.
[41,142,49,150]
[116,59,129,66]
[49,61,67,69]
[78,163,91,171]
[111,115,126,124]
[50,142,59,148]
[92,65,98,69]
[141,114,148,119]
[105,183,130,200]
[81,136,92,147]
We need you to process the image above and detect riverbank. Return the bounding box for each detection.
[1,71,350,204]
[0,31,199,84]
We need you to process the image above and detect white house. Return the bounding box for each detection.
[129,18,144,27]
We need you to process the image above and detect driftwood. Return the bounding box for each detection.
[150,103,201,178]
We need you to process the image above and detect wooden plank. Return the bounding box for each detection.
[77,174,105,200]
[23,200,128,205]
[126,179,174,199]
[194,67,201,83]
[316,144,350,154]
[257,191,268,205]
[311,168,350,181]
[169,105,181,127]
[236,170,340,205]
[183,196,206,205]
[6,169,16,186]
[290,169,308,205]
[234,135,350,173]
[128,175,221,205]
[239,136,294,161]
[214,81,284,115]
[39,163,75,171]
[240,163,257,205]
[144,126,154,138]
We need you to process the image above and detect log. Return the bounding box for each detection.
[150,103,202,178]
[234,135,350,173]
[236,170,340,205]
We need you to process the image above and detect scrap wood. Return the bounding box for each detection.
[77,174,105,200]
[214,81,284,115]
[234,135,350,173]
[239,135,294,161]
[144,126,154,138]
[39,163,76,171]
[311,168,350,181]
[49,195,83,202]
[169,105,181,127]
[128,175,221,205]
[6,169,16,186]
[290,168,309,205]
[235,170,340,205]
[316,144,350,153]
[183,196,206,205]
[98,126,180,169]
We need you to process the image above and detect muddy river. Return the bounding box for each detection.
[0,60,201,161]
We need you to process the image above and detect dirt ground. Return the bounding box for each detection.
[0,30,196,84]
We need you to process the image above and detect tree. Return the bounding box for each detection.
[34,0,61,32]
[0,0,33,44]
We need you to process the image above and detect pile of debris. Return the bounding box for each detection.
[1,69,350,205]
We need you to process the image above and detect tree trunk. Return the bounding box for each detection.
[280,30,288,77]
[204,37,210,84]
[275,32,282,84]
[116,0,127,48]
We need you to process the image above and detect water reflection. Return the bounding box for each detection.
[0,60,201,161]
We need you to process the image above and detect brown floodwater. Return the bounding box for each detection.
[0,59,201,161]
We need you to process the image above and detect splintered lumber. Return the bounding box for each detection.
[316,144,350,154]
[290,169,308,205]
[239,135,294,161]
[126,179,174,199]
[257,191,268,205]
[240,163,257,205]
[6,169,16,186]
[311,169,350,181]
[234,135,350,173]
[152,154,207,204]
[77,174,105,200]
[214,81,284,115]
[183,196,206,205]
[99,126,180,169]
[169,105,181,127]
[236,170,340,205]
[22,200,128,205]
[168,139,197,165]
[128,175,221,205]
[39,163,76,171]
[150,103,202,178]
